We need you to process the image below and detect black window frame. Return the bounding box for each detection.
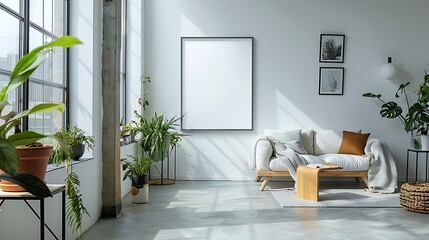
[0,0,70,132]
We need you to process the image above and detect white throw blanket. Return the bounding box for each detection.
[251,137,398,193]
[364,138,398,193]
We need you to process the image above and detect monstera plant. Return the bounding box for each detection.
[0,36,82,197]
[363,71,429,148]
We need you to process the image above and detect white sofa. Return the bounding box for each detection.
[250,129,398,192]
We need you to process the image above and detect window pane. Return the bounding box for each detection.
[119,0,126,123]
[0,0,21,13]
[0,9,20,115]
[52,0,63,37]
[52,46,64,85]
[28,83,64,134]
[0,9,20,72]
[30,0,43,29]
[43,0,53,33]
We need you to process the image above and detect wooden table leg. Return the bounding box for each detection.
[296,166,321,202]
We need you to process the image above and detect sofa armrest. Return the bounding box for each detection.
[250,135,273,170]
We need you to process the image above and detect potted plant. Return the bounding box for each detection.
[52,124,95,160]
[406,71,429,149]
[121,155,155,203]
[135,111,181,162]
[51,134,89,235]
[363,71,429,149]
[0,36,81,197]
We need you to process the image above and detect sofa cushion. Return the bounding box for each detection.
[314,129,360,155]
[301,129,314,155]
[338,131,370,155]
[264,129,313,154]
[315,154,370,171]
[266,129,307,154]
[270,153,370,171]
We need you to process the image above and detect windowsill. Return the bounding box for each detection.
[46,157,95,172]
[120,140,138,146]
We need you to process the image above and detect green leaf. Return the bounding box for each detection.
[0,52,46,101]
[13,103,65,120]
[7,131,47,146]
[66,171,89,235]
[395,82,410,98]
[0,172,52,197]
[0,36,82,101]
[362,93,381,98]
[43,36,83,49]
[0,138,19,175]
[380,102,402,118]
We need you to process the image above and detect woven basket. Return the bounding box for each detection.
[400,182,429,214]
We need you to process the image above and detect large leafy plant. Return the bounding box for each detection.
[363,71,429,147]
[407,71,429,135]
[0,36,82,197]
[135,111,182,162]
[363,82,411,128]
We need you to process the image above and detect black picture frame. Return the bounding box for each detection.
[319,34,345,63]
[319,67,344,95]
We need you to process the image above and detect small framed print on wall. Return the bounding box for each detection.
[319,34,345,63]
[319,67,344,95]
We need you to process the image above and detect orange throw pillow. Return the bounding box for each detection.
[338,131,370,155]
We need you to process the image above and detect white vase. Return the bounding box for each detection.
[131,184,149,203]
[421,135,429,151]
[410,132,421,150]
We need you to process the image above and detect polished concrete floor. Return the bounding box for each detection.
[82,181,429,240]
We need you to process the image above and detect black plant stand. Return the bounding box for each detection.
[150,146,177,185]
[406,149,429,182]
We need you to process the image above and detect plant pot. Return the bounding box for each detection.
[410,132,422,150]
[131,174,149,203]
[70,144,85,160]
[0,145,53,192]
[131,174,149,189]
[421,135,429,151]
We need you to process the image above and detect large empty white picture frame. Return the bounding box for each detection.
[181,37,253,130]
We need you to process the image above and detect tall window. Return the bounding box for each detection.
[0,0,68,135]
[119,0,127,124]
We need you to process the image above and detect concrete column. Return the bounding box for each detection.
[101,0,122,218]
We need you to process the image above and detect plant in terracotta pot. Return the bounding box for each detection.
[121,155,155,203]
[0,36,82,197]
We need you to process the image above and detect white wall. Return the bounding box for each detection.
[144,0,429,182]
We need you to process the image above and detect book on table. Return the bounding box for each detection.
[306,164,337,169]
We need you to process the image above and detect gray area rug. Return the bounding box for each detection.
[268,182,401,208]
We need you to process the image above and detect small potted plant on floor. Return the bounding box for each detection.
[122,155,155,203]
